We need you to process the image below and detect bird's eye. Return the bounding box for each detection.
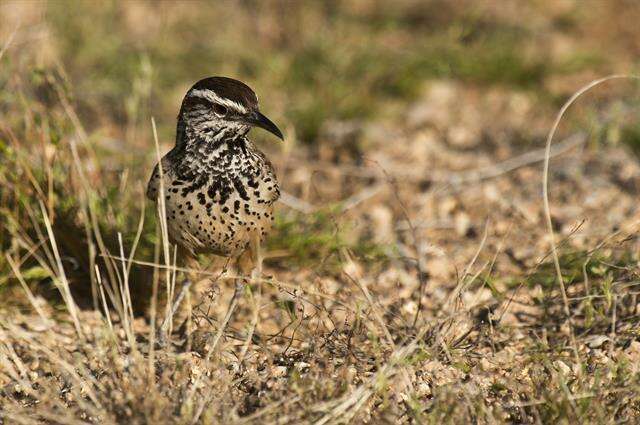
[212,103,227,116]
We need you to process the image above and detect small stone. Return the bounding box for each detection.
[585,335,610,348]
[273,366,287,377]
[454,212,471,237]
[554,360,572,376]
[295,362,310,372]
[416,382,431,397]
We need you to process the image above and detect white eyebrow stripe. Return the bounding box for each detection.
[190,89,248,114]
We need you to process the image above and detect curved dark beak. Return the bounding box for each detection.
[249,111,284,141]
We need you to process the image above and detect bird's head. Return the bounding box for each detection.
[178,76,283,143]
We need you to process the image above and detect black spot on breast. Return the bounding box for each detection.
[208,177,233,205]
[182,175,207,197]
[232,177,249,201]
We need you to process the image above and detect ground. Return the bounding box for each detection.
[2,1,640,424]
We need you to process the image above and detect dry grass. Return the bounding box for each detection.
[2,1,640,423]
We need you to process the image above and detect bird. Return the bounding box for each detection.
[146,76,283,334]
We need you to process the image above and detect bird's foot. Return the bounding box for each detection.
[158,279,192,345]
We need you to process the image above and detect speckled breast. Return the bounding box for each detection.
[165,176,276,257]
[147,151,279,257]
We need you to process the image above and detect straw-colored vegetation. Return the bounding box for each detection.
[2,1,640,423]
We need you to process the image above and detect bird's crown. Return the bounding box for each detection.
[183,76,258,115]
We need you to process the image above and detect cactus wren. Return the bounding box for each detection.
[147,76,282,281]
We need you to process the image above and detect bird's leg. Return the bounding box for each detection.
[237,234,264,363]
[159,280,192,336]
[218,279,243,336]
[158,255,197,346]
[204,234,264,353]
[249,233,262,281]
[210,251,251,351]
[212,236,261,343]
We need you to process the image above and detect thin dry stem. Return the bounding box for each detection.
[541,74,640,365]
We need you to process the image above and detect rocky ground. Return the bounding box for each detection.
[2,1,640,423]
[4,79,640,423]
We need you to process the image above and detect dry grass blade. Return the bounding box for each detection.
[313,326,429,424]
[95,264,114,333]
[541,74,640,364]
[5,254,51,325]
[0,23,18,61]
[1,321,103,411]
[38,202,83,339]
[150,117,179,344]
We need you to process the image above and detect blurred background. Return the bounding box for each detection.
[3,1,640,422]
[2,0,640,307]
[3,0,639,145]
[2,0,640,304]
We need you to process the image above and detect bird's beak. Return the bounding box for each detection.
[249,111,284,141]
